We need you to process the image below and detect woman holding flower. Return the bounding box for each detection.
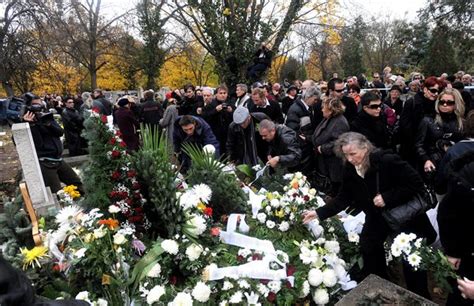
[303,132,436,299]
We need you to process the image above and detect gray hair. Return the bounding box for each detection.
[302,86,321,101]
[259,119,276,131]
[334,132,375,172]
[236,83,248,93]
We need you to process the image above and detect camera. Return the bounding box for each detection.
[21,103,53,123]
[221,103,228,108]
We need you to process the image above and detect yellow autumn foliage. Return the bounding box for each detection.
[268,55,288,84]
[31,60,83,95]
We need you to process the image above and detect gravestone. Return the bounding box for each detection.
[336,274,437,306]
[11,123,59,215]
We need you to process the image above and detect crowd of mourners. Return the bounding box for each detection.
[21,68,474,305]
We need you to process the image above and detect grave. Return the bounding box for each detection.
[11,123,59,215]
[336,274,437,305]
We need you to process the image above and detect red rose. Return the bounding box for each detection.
[128,215,143,223]
[119,141,126,148]
[101,115,108,123]
[109,138,116,145]
[237,255,245,262]
[111,150,121,158]
[111,171,121,180]
[286,265,296,276]
[92,107,100,113]
[52,264,60,272]
[267,292,276,302]
[292,193,298,198]
[115,130,122,137]
[303,195,310,201]
[204,207,213,216]
[210,227,220,236]
[132,182,140,190]
[127,170,137,178]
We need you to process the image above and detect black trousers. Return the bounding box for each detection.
[39,160,83,194]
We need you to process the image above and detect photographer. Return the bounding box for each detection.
[22,95,83,194]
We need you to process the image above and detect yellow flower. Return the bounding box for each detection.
[275,209,285,218]
[102,274,111,285]
[223,7,231,16]
[20,246,49,270]
[63,185,81,199]
[197,202,206,211]
[266,192,273,200]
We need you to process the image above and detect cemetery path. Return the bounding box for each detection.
[0,124,20,200]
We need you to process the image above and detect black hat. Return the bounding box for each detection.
[389,85,402,93]
[286,85,298,93]
[117,98,129,107]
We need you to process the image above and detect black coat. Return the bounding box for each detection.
[281,95,297,115]
[93,96,112,116]
[341,95,358,123]
[226,112,269,165]
[312,114,349,183]
[61,108,85,156]
[115,107,140,151]
[350,111,390,149]
[268,125,302,169]
[384,97,404,117]
[415,113,463,167]
[201,98,234,155]
[437,151,474,258]
[30,119,64,159]
[139,99,163,126]
[285,99,314,134]
[248,99,284,124]
[399,92,437,166]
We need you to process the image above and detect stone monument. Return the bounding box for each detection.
[11,123,59,215]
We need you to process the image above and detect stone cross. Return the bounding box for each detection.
[12,123,59,215]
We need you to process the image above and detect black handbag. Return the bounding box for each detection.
[376,172,437,231]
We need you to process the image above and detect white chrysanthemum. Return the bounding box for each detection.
[313,288,329,305]
[324,241,340,254]
[55,205,82,226]
[279,221,290,232]
[170,292,193,306]
[334,264,347,280]
[161,239,179,255]
[238,279,250,289]
[108,205,121,214]
[192,184,212,203]
[113,233,127,245]
[322,268,338,287]
[146,262,161,278]
[93,226,107,239]
[391,243,402,257]
[267,280,281,293]
[75,291,90,301]
[222,281,234,291]
[270,198,280,208]
[179,191,201,210]
[203,144,216,155]
[414,238,422,248]
[315,238,326,245]
[348,231,360,244]
[96,298,108,306]
[299,246,318,265]
[229,291,243,304]
[308,268,323,287]
[50,225,70,244]
[185,243,203,261]
[407,253,422,269]
[265,205,272,212]
[266,220,276,229]
[74,248,87,259]
[407,233,417,241]
[192,281,211,303]
[187,214,207,236]
[146,285,165,305]
[393,233,411,249]
[299,280,311,298]
[257,212,267,224]
[257,283,270,297]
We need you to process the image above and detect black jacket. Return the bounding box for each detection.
[61,108,85,156]
[248,99,284,124]
[437,151,474,258]
[415,113,463,166]
[226,112,269,165]
[268,125,302,169]
[316,150,435,241]
[341,95,358,123]
[350,111,390,149]
[93,96,112,116]
[285,99,315,134]
[201,98,234,155]
[312,114,349,182]
[30,120,64,159]
[384,97,404,117]
[281,95,296,115]
[139,99,163,126]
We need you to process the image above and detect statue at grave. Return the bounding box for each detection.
[21,94,83,194]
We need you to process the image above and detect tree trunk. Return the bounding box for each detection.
[2,82,14,97]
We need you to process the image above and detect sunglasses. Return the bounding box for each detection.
[439,100,455,106]
[367,103,382,110]
[428,88,439,94]
[334,89,344,93]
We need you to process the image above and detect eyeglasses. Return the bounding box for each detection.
[334,89,344,93]
[367,103,382,110]
[439,100,455,106]
[428,88,439,94]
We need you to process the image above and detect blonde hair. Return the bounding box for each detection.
[435,88,465,131]
[322,96,345,117]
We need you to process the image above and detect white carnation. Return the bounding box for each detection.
[169,292,193,306]
[257,283,270,297]
[279,221,290,232]
[192,184,212,203]
[299,280,310,298]
[270,198,280,208]
[313,288,329,305]
[229,291,243,304]
[161,239,179,255]
[113,233,127,245]
[192,281,211,303]
[222,281,234,291]
[267,280,281,293]
[308,268,323,287]
[348,231,360,244]
[324,241,340,254]
[257,212,267,224]
[75,291,90,301]
[238,279,250,289]
[322,268,338,287]
[146,263,161,278]
[266,220,276,229]
[146,285,165,305]
[108,205,121,214]
[187,214,207,236]
[185,243,203,261]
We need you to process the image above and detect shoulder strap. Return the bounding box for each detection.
[376,171,380,194]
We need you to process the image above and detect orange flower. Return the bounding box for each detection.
[210,227,221,236]
[98,218,119,230]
